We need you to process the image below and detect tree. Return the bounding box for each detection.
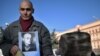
[51,29,59,49]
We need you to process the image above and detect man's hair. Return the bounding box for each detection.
[22,32,34,44]
[22,33,32,38]
[59,32,93,56]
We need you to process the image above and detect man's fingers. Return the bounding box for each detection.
[10,45,19,55]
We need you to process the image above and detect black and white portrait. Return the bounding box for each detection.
[22,32,36,52]
[18,31,40,56]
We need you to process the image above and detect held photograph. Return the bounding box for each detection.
[22,32,36,52]
[18,31,40,56]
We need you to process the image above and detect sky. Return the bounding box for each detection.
[0,0,100,32]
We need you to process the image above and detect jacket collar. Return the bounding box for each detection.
[11,17,39,31]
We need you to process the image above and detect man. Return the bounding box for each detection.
[22,33,36,52]
[0,27,4,44]
[4,0,53,56]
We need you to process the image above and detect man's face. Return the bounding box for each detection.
[20,1,33,20]
[23,33,31,46]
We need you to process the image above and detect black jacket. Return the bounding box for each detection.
[4,18,53,56]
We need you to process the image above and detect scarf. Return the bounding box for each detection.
[20,16,34,32]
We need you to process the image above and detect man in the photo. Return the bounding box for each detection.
[22,33,36,52]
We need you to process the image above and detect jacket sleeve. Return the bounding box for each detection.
[40,24,53,56]
[4,25,12,44]
[1,25,13,56]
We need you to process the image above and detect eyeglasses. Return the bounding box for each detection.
[20,8,32,11]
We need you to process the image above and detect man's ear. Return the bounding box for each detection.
[32,8,34,13]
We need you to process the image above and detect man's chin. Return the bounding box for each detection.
[22,17,30,20]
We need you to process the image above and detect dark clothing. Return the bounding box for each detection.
[0,43,12,56]
[4,17,53,56]
[59,31,95,56]
[0,27,11,56]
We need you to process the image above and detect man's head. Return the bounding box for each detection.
[59,32,92,56]
[19,0,34,20]
[23,33,32,46]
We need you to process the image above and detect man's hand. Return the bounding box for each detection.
[10,45,19,56]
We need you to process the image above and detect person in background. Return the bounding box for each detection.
[4,0,54,56]
[0,27,12,56]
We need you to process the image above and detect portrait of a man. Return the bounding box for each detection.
[22,32,36,52]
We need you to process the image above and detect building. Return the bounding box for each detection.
[55,20,100,55]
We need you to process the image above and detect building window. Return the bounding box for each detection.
[99,41,100,48]
[97,41,99,49]
[98,33,100,39]
[95,41,98,49]
[93,42,96,49]
[89,30,91,34]
[92,42,94,49]
[92,30,95,37]
[96,29,98,33]
[99,27,100,32]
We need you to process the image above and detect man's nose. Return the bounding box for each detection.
[23,10,27,14]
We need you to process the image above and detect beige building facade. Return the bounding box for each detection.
[55,20,100,55]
